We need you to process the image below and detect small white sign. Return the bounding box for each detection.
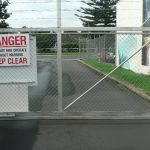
[0,34,30,66]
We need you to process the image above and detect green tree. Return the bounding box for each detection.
[35,34,57,53]
[0,0,11,28]
[75,0,119,27]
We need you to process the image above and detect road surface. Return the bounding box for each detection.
[1,120,150,150]
[28,56,150,112]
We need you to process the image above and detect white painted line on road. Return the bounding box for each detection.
[64,40,150,110]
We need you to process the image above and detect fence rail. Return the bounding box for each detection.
[0,27,150,33]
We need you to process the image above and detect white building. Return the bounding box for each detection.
[116,0,150,75]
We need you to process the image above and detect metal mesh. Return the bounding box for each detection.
[0,29,150,115]
[0,32,58,113]
[0,84,28,112]
[62,32,150,112]
[29,33,58,112]
[0,0,150,118]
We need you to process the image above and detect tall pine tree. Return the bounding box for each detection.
[76,0,119,27]
[0,0,11,28]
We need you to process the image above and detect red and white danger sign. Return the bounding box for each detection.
[0,34,30,66]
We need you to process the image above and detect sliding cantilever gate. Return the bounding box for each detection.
[0,27,150,119]
[61,28,150,115]
[0,27,150,118]
[0,1,150,118]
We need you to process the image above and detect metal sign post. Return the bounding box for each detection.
[57,0,63,112]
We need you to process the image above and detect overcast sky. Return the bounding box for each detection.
[7,0,85,28]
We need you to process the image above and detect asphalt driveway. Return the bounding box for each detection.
[28,56,150,112]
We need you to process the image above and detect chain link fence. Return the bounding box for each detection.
[0,28,150,116]
[62,30,150,112]
[29,33,58,112]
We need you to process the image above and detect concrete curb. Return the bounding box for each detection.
[78,59,150,106]
[1,111,150,120]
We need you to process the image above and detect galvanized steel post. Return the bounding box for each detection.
[57,0,63,112]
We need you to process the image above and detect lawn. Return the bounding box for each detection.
[82,59,150,95]
[37,52,80,55]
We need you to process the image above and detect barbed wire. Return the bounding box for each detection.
[6,16,144,21]
[9,8,142,13]
[10,0,82,3]
[9,8,79,12]
[10,9,56,12]
[10,0,139,3]
[7,17,81,20]
[6,0,145,22]
[7,18,56,20]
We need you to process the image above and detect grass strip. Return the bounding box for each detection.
[83,59,150,95]
[37,52,81,55]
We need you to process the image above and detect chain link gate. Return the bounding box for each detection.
[0,0,150,118]
[61,29,150,115]
[0,27,150,119]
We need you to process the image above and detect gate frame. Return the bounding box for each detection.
[0,27,150,119]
